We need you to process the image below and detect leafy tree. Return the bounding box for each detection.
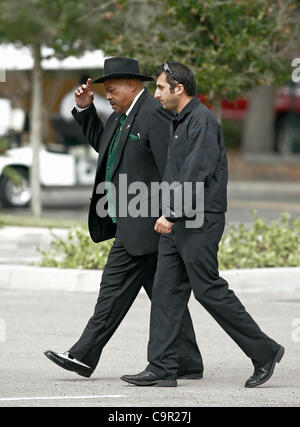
[104,0,300,121]
[0,0,122,216]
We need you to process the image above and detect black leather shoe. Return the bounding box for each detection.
[121,369,177,387]
[177,370,203,380]
[244,345,285,388]
[44,350,93,378]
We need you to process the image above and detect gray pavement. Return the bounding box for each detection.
[0,226,68,265]
[0,180,300,407]
[0,287,299,407]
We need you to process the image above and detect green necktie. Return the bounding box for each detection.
[105,114,127,223]
[108,114,127,155]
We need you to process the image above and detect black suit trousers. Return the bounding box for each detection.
[69,233,204,373]
[147,213,280,379]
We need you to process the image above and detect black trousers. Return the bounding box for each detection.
[147,213,280,379]
[69,233,204,373]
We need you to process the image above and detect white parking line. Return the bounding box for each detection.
[0,394,126,402]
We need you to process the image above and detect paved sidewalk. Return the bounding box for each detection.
[0,287,299,407]
[0,226,69,265]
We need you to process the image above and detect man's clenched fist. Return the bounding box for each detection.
[154,216,174,234]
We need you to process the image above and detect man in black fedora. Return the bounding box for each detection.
[44,57,204,379]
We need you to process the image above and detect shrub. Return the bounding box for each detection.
[38,212,300,270]
[0,138,9,154]
[37,227,113,270]
[219,211,300,269]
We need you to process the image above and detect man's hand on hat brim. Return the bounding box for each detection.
[75,78,94,109]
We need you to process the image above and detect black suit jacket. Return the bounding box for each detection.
[72,90,172,255]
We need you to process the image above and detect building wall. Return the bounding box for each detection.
[0,69,106,143]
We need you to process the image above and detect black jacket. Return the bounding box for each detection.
[163,97,228,223]
[72,90,172,255]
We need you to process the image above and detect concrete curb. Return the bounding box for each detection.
[0,265,102,293]
[0,265,300,294]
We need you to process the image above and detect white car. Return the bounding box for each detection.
[0,146,97,207]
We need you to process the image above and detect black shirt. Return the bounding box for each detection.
[163,97,228,223]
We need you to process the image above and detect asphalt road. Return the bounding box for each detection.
[0,287,299,407]
[0,180,299,408]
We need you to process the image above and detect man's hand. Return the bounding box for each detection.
[154,216,174,234]
[75,78,94,108]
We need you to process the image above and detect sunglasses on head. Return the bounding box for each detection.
[163,62,180,83]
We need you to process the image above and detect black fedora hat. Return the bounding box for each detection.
[92,57,154,83]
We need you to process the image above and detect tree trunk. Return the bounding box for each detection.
[29,43,43,217]
[242,85,275,154]
[211,97,222,124]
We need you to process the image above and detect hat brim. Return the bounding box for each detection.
[92,72,154,83]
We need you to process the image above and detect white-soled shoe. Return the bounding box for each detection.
[44,350,93,378]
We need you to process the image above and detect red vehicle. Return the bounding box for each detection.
[200,82,300,153]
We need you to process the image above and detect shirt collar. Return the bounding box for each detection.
[174,97,201,122]
[125,88,145,116]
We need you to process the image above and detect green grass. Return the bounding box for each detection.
[0,214,85,229]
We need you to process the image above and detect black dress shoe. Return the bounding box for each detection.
[177,370,203,380]
[44,350,93,378]
[244,345,285,388]
[121,369,177,387]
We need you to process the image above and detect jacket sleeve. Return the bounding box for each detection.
[71,103,105,153]
[166,114,221,222]
[148,106,173,179]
